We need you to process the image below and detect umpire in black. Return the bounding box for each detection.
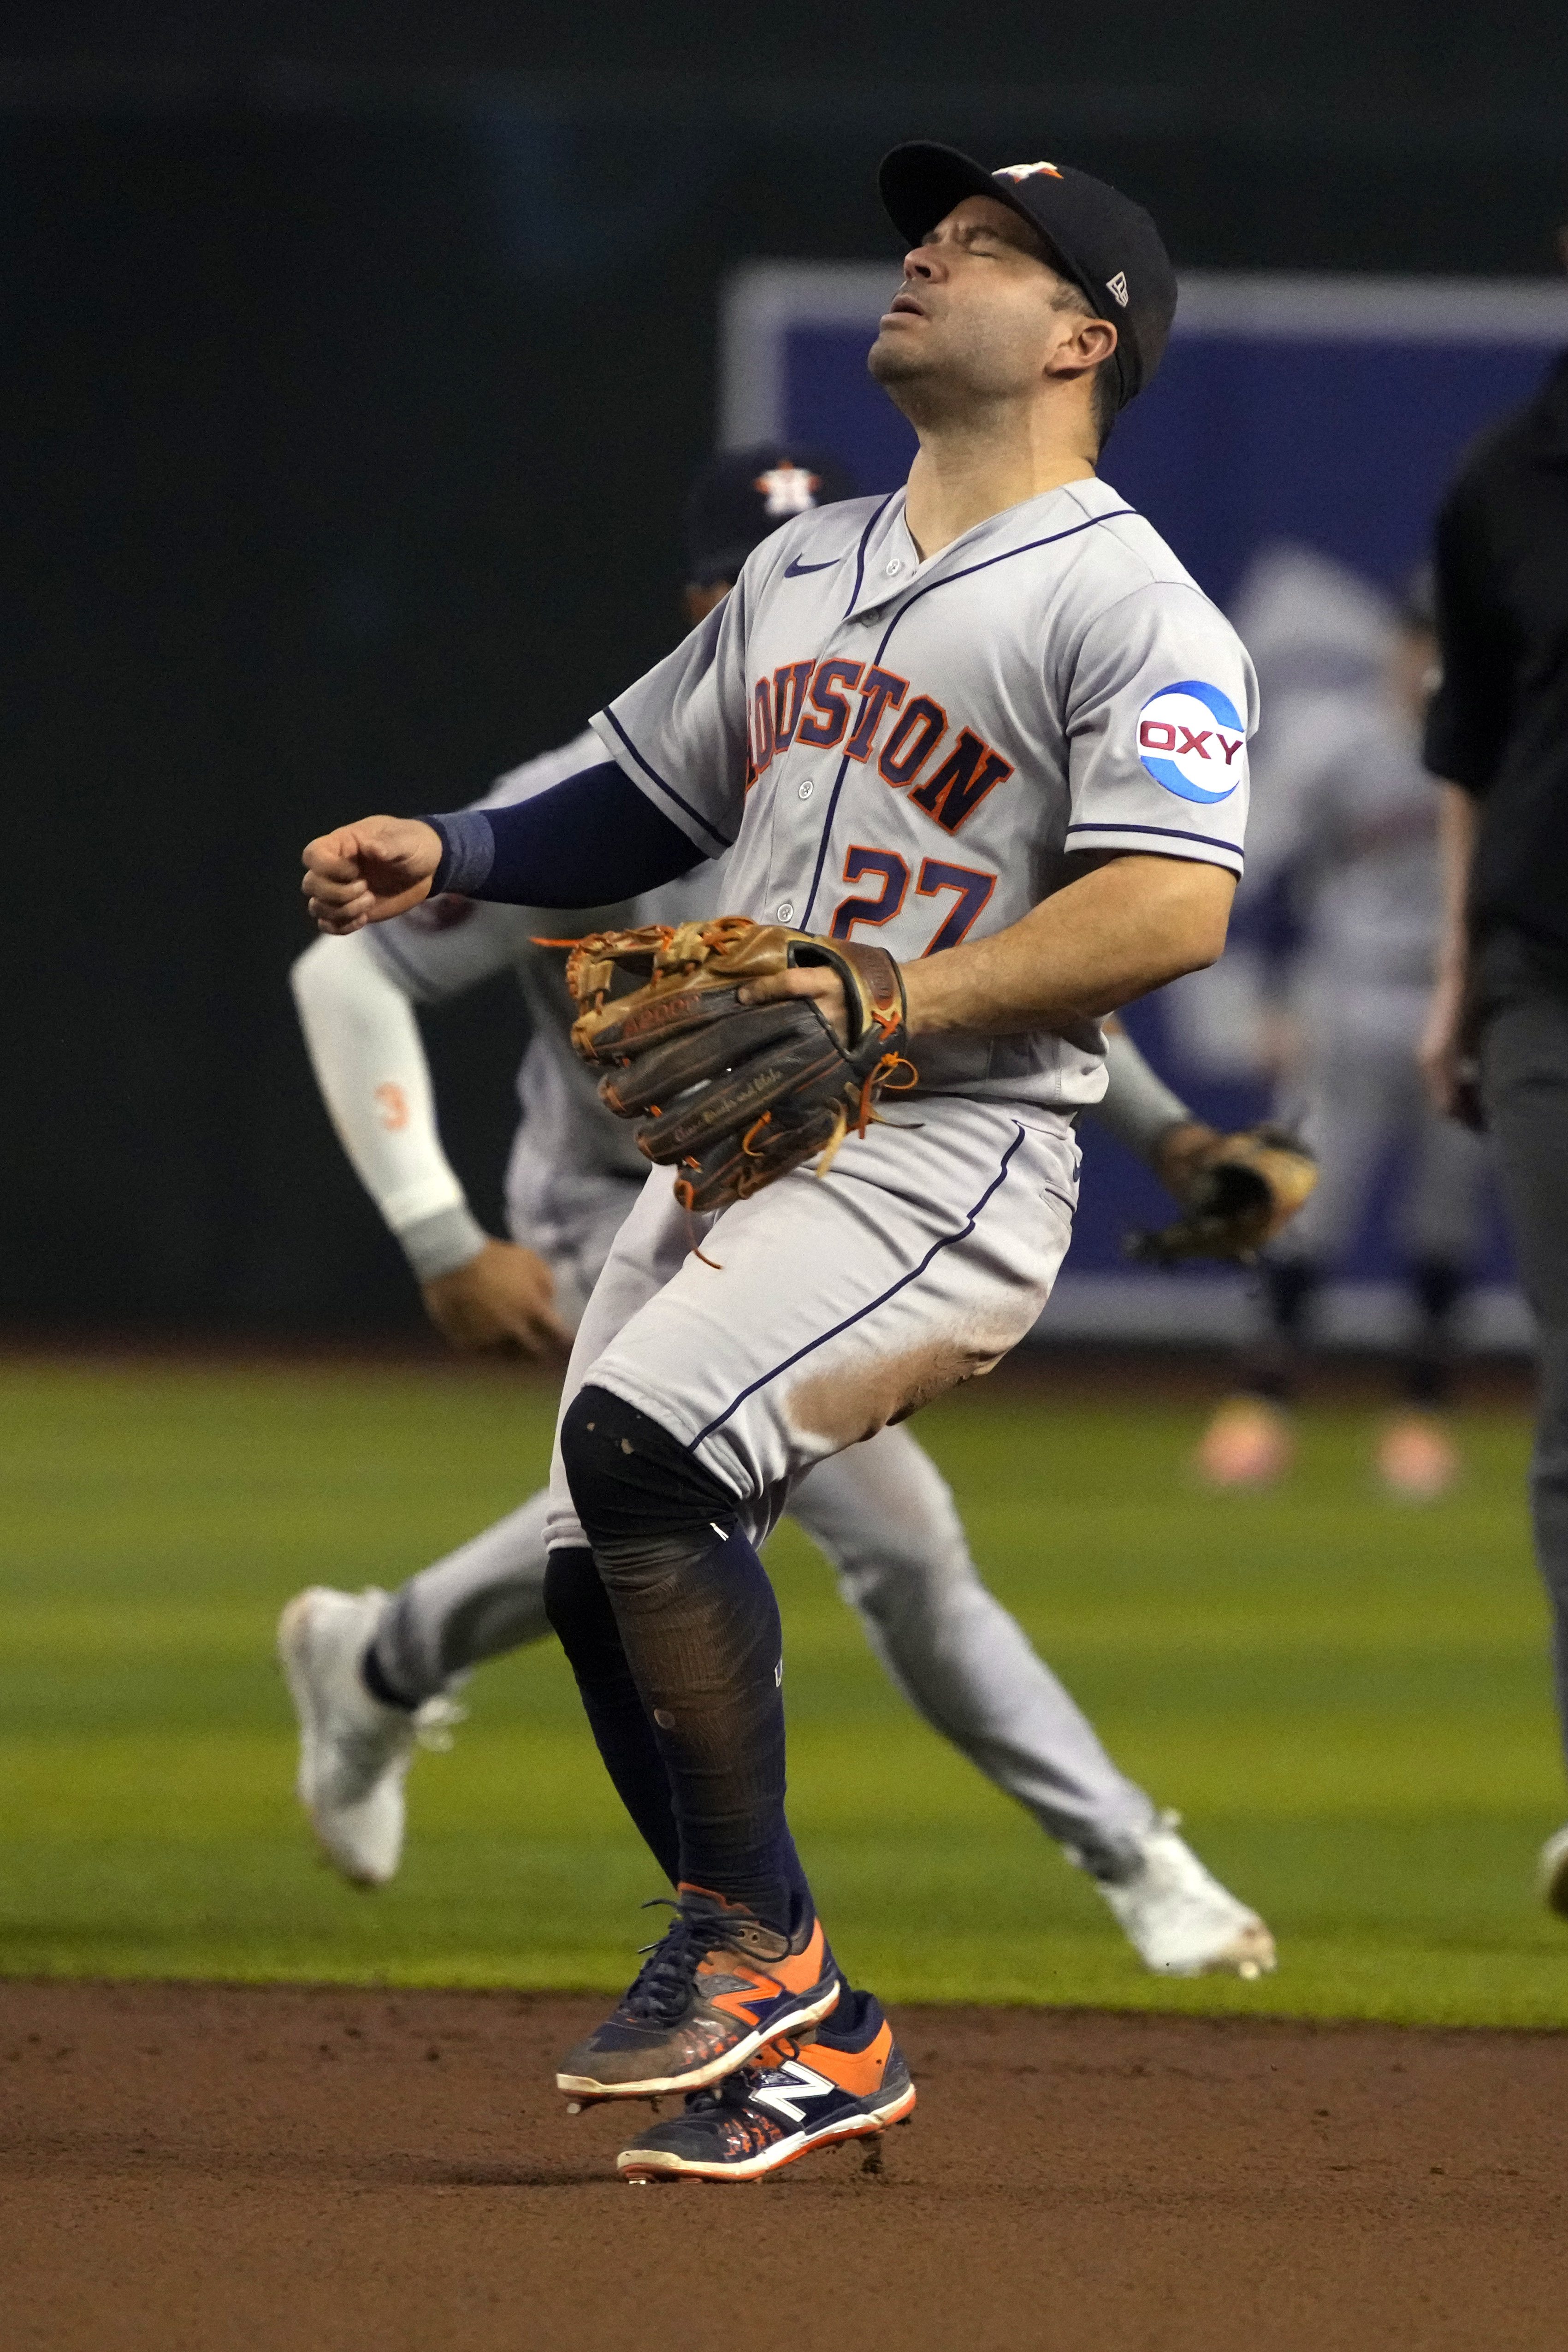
[1420,284,1568,1913]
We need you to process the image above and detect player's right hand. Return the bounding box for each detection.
[420,1238,575,1358]
[302,817,442,934]
[1418,970,1486,1131]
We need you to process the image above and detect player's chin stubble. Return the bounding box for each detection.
[867,329,924,386]
[867,328,958,422]
[869,318,1028,419]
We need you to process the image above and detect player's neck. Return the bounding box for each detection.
[901,405,1097,560]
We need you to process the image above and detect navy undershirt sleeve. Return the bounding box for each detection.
[424,758,714,905]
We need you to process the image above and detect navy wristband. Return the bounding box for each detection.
[425,809,495,898]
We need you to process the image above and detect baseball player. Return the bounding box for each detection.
[1194,555,1489,1498]
[301,144,1257,2183]
[284,454,1281,1985]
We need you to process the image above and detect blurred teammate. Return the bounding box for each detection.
[1418,299,1568,1912]
[284,441,1275,1979]
[1195,552,1488,1498]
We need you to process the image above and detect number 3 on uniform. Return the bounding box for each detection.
[829,847,995,954]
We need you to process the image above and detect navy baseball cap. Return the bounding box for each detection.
[878,142,1177,411]
[684,444,858,585]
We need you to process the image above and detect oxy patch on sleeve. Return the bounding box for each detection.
[1135,681,1248,805]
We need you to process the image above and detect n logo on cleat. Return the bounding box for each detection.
[750,2060,838,2125]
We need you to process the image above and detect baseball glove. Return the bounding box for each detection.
[1124,1122,1318,1266]
[559,917,915,1213]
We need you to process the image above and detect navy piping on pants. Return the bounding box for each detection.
[689,1121,1032,1448]
[800,505,1136,929]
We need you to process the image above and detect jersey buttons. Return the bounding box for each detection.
[775,901,795,923]
[885,558,904,576]
[798,780,814,800]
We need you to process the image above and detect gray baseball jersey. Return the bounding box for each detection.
[591,475,1256,1113]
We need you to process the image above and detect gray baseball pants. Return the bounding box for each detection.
[375,1224,1158,1875]
[1477,937,1568,1773]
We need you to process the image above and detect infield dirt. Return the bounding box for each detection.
[3,1981,1564,2350]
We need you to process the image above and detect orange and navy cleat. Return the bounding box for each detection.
[556,1885,842,2103]
[616,1990,915,2182]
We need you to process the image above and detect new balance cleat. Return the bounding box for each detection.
[277,1585,463,1887]
[617,1990,914,2183]
[557,1885,841,2102]
[1092,1812,1277,1978]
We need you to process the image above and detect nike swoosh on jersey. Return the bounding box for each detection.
[783,553,845,577]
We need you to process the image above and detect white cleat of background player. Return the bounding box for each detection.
[1091,1812,1275,1977]
[278,1586,462,1886]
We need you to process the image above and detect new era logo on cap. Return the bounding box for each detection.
[1106,271,1130,308]
[997,160,1063,182]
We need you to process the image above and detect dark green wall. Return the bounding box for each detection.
[4,31,1565,1326]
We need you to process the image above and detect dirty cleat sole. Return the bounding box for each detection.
[619,2079,915,2181]
[617,1993,914,2182]
[1196,1919,1277,1980]
[1095,1811,1277,1978]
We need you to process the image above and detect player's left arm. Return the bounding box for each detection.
[749,578,1254,1038]
[746,849,1233,1041]
[904,847,1234,1034]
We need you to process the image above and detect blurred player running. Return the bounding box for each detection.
[1193,553,1488,1498]
[300,148,1271,2180]
[285,445,1276,1981]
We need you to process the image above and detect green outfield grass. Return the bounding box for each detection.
[2,1355,1565,2027]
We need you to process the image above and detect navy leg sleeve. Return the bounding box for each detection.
[543,1545,681,1884]
[559,1384,811,1934]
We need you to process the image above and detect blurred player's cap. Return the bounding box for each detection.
[685,444,858,586]
[878,142,1177,410]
